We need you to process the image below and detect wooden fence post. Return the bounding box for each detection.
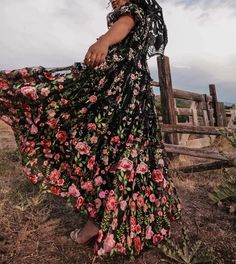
[209,84,222,126]
[157,56,178,145]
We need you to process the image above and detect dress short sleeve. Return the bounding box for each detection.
[107,3,145,27]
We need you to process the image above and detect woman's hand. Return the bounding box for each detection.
[84,15,135,68]
[84,38,109,68]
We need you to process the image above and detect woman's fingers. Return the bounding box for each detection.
[93,54,104,67]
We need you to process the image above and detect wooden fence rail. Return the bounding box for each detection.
[153,55,236,172]
[154,55,236,145]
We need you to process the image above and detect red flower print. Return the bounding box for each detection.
[136,161,148,174]
[68,183,80,197]
[94,198,102,209]
[41,87,50,97]
[50,186,61,196]
[97,229,103,243]
[41,139,52,148]
[133,236,142,255]
[30,124,38,135]
[82,181,94,192]
[87,155,96,170]
[46,118,58,129]
[136,224,142,234]
[50,101,57,108]
[110,136,120,144]
[106,196,117,211]
[103,233,116,253]
[94,176,103,186]
[137,195,144,208]
[57,179,65,186]
[73,165,83,176]
[127,236,132,247]
[0,78,9,90]
[89,95,97,103]
[43,71,54,80]
[130,216,136,232]
[0,115,12,126]
[80,107,87,114]
[87,123,97,130]
[161,195,167,204]
[117,158,133,172]
[90,136,98,144]
[149,194,156,202]
[19,68,28,77]
[29,176,38,184]
[145,225,154,240]
[57,76,65,83]
[152,169,164,183]
[75,141,91,155]
[152,234,164,245]
[61,98,68,105]
[76,196,84,209]
[49,169,61,183]
[115,243,126,254]
[87,202,97,218]
[56,130,68,143]
[120,200,127,211]
[20,86,39,101]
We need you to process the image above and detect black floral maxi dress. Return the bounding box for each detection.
[0,3,182,258]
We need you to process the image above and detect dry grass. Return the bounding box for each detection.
[0,134,235,263]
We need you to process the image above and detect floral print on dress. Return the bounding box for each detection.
[0,2,182,258]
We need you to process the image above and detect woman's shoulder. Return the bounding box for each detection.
[106,2,146,28]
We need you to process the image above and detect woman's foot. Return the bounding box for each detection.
[70,218,99,244]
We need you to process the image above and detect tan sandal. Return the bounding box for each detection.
[70,228,97,245]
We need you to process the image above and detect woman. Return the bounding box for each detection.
[0,0,182,258]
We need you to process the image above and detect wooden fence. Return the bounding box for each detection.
[151,55,236,172]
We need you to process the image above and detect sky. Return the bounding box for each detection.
[0,0,235,104]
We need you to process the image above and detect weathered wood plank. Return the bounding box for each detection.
[175,160,236,173]
[163,143,236,160]
[173,89,211,102]
[150,81,160,87]
[157,56,178,145]
[160,123,236,135]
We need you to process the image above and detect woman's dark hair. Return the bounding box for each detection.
[130,0,168,58]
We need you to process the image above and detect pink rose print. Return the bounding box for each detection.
[0,78,9,90]
[75,141,91,155]
[94,176,103,186]
[41,87,50,96]
[87,155,96,170]
[103,233,116,253]
[76,196,84,209]
[145,225,154,240]
[152,234,164,245]
[89,95,97,103]
[20,86,38,101]
[0,115,12,126]
[80,107,87,114]
[152,169,164,183]
[30,124,38,135]
[134,236,142,255]
[117,158,133,172]
[56,130,68,143]
[49,169,61,183]
[106,196,117,211]
[136,161,148,174]
[137,195,145,208]
[68,183,80,197]
[120,200,127,211]
[87,123,96,130]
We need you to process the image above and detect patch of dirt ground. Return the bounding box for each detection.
[0,124,235,264]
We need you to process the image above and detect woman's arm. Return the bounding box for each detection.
[84,15,135,68]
